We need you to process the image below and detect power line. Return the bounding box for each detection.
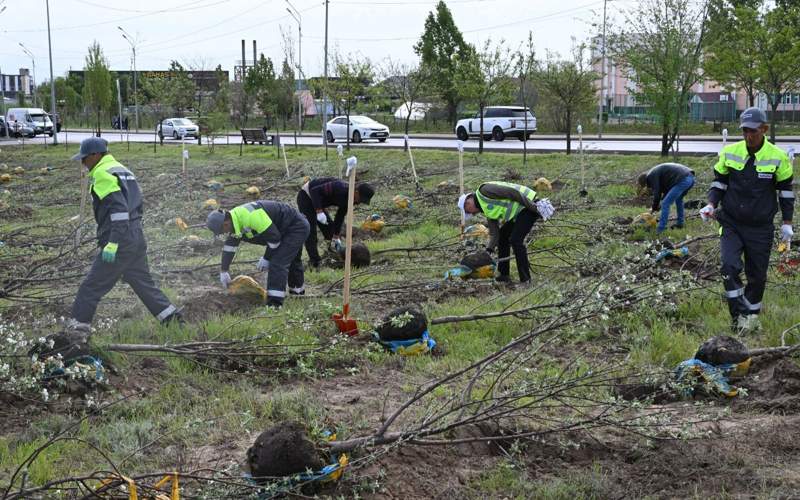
[3,0,234,33]
[303,1,603,42]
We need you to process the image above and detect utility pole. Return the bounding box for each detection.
[323,0,329,159]
[286,1,303,132]
[597,0,607,139]
[19,43,36,107]
[46,0,58,145]
[118,26,139,132]
[0,2,6,134]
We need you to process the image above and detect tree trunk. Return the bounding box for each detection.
[748,91,755,107]
[661,132,671,157]
[770,99,779,143]
[478,103,485,155]
[346,100,351,151]
[446,100,458,125]
[565,110,571,155]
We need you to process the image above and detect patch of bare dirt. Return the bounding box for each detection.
[181,289,263,322]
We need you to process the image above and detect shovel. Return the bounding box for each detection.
[332,156,359,336]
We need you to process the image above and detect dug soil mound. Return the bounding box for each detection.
[182,290,261,322]
[246,421,323,481]
[376,306,428,341]
[738,359,800,411]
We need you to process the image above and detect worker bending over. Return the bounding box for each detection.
[458,181,555,284]
[296,177,374,268]
[207,201,309,308]
[638,163,695,233]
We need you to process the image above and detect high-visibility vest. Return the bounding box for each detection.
[714,140,792,182]
[474,181,536,222]
[230,202,273,238]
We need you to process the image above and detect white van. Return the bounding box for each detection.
[5,108,54,137]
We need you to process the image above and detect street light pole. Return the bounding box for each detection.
[46,0,58,145]
[286,1,302,133]
[597,0,607,139]
[323,0,329,158]
[19,43,36,107]
[118,26,139,132]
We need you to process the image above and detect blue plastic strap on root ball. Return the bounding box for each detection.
[377,330,437,356]
[674,358,738,397]
[444,265,473,280]
[44,355,106,384]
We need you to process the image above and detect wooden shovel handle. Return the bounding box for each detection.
[342,162,356,318]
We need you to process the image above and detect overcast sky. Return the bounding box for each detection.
[0,0,632,81]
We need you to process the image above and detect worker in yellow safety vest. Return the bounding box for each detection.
[458,181,555,283]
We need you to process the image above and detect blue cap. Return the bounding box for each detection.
[206,209,226,235]
[71,137,108,161]
[739,107,767,129]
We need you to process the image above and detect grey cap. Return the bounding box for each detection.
[206,209,226,235]
[739,107,767,129]
[71,137,108,161]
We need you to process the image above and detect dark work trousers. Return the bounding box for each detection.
[497,209,538,283]
[719,218,773,319]
[71,221,176,323]
[296,190,333,265]
[265,215,310,303]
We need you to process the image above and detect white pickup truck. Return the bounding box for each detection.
[454,106,537,142]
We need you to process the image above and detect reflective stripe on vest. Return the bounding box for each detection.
[475,182,536,222]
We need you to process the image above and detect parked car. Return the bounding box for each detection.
[5,107,54,137]
[455,106,537,142]
[326,115,390,143]
[157,118,200,139]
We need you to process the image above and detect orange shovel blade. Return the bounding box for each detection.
[332,305,359,336]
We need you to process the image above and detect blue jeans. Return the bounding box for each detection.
[657,175,694,233]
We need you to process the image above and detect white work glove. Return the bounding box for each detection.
[256,257,270,271]
[534,199,555,221]
[781,224,794,242]
[316,211,328,225]
[699,203,715,222]
[330,238,344,253]
[219,271,232,288]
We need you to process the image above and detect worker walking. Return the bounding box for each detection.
[207,200,310,308]
[296,177,375,268]
[458,181,555,284]
[637,163,695,233]
[700,107,794,332]
[67,138,183,334]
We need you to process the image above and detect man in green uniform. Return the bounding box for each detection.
[458,181,555,283]
[67,138,183,335]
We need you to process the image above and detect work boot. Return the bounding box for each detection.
[736,314,761,334]
[308,259,321,271]
[495,275,512,284]
[266,298,283,309]
[669,223,684,230]
[64,318,92,343]
[161,308,185,327]
[289,286,305,296]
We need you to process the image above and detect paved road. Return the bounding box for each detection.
[5,130,800,156]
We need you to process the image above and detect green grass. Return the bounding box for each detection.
[1,142,798,498]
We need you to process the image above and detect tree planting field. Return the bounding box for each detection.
[1,144,799,498]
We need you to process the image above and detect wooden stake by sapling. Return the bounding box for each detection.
[332,156,359,336]
[405,134,420,191]
[457,140,465,235]
[181,133,191,200]
[281,143,290,178]
[337,144,344,177]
